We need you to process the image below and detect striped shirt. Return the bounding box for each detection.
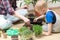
[0,0,14,15]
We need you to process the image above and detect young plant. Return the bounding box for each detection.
[33,25,42,37]
[19,27,33,40]
[24,0,32,5]
[19,27,27,33]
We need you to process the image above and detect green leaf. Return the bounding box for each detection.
[52,0,57,3]
[24,0,32,5]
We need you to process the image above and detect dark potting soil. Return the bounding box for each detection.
[28,18,44,25]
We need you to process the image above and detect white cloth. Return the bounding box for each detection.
[52,10,60,32]
[0,15,12,29]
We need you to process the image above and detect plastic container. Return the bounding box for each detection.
[6,29,19,36]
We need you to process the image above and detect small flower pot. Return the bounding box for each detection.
[11,35,18,40]
[3,33,7,38]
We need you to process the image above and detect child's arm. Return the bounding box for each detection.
[47,23,53,35]
[34,15,45,22]
[42,23,53,36]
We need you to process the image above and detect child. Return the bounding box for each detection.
[34,0,60,36]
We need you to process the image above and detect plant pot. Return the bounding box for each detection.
[20,32,33,40]
[33,33,42,38]
[35,34,42,38]
[11,35,18,40]
[3,33,7,38]
[21,36,33,40]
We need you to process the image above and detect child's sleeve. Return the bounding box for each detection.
[46,11,54,24]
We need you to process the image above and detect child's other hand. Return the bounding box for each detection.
[33,18,38,22]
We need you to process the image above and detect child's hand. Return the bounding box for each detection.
[33,18,38,22]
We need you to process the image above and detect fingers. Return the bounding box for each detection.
[33,18,37,22]
[25,21,32,28]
